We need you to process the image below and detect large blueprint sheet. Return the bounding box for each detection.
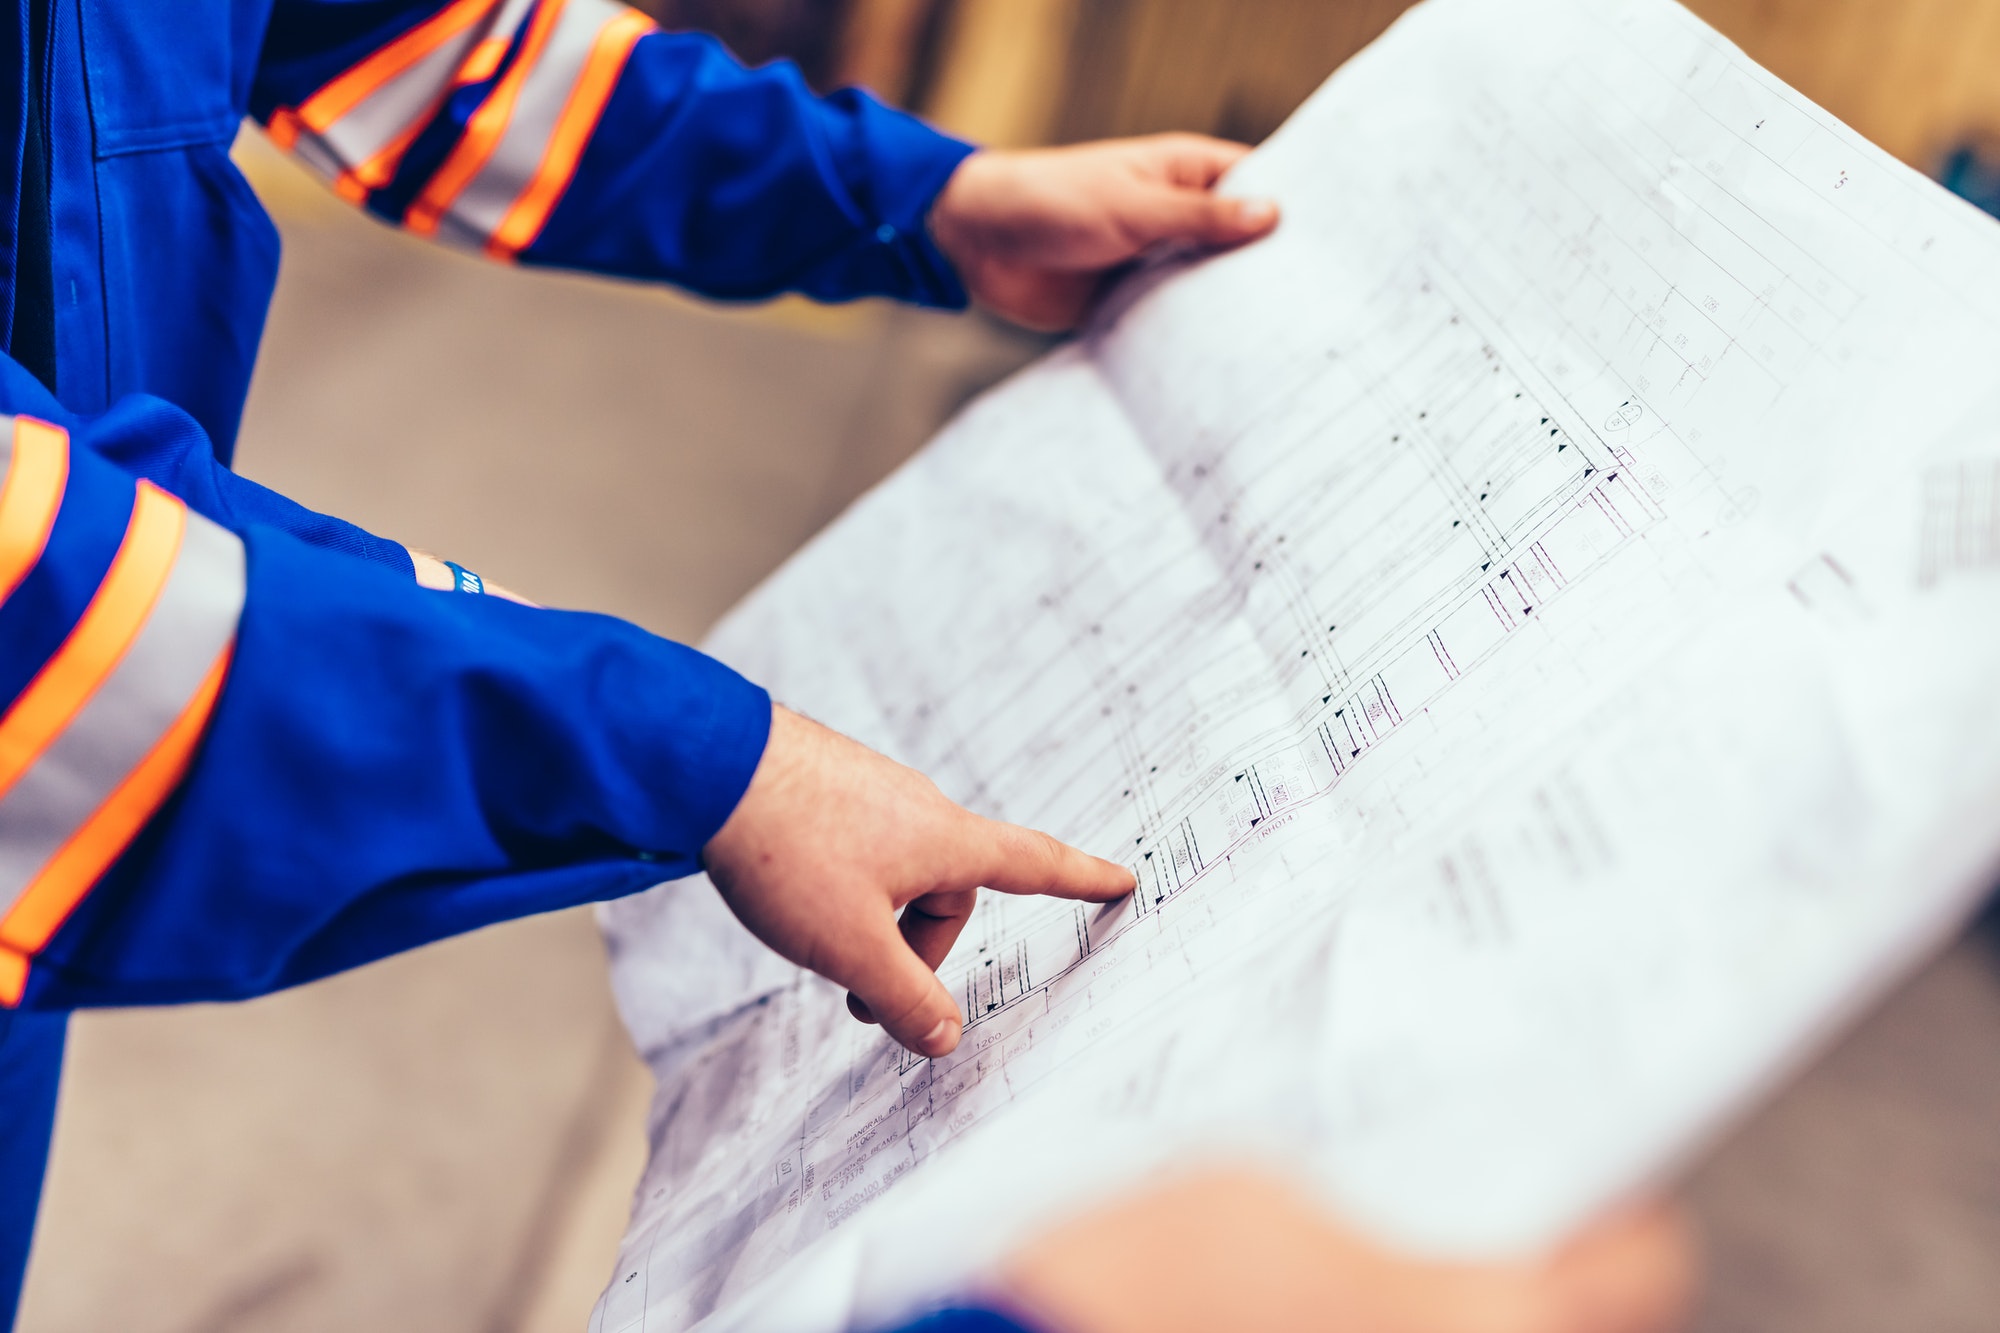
[595,0,2000,1328]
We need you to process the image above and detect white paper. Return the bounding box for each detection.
[594,1,2000,1328]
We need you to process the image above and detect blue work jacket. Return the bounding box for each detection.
[0,1,975,1322]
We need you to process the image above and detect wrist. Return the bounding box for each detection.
[926,150,984,274]
[409,549,457,590]
[406,546,533,604]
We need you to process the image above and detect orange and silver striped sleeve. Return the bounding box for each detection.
[253,0,978,305]
[0,393,769,1013]
[0,416,244,1005]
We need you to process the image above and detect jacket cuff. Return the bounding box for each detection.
[645,644,772,852]
[853,96,978,309]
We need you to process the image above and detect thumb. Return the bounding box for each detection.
[1123,184,1280,252]
[840,916,966,1058]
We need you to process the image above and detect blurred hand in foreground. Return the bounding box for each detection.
[929,134,1282,332]
[701,705,1135,1058]
[991,1173,1695,1333]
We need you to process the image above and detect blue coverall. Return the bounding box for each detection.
[0,4,1033,1328]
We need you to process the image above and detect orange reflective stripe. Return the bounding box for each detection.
[332,171,371,205]
[0,947,22,1006]
[292,0,502,134]
[0,483,184,805]
[486,7,651,259]
[0,644,234,976]
[460,34,512,85]
[266,107,304,151]
[0,417,69,606]
[407,0,568,237]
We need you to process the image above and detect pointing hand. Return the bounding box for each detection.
[701,705,1135,1058]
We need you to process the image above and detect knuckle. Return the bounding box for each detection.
[905,888,975,924]
[1011,826,1062,876]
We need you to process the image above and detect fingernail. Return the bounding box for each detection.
[1236,198,1279,229]
[920,1017,961,1056]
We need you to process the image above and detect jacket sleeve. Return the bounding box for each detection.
[250,0,977,306]
[0,362,770,1010]
[879,1311,1042,1333]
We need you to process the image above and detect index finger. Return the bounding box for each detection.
[976,819,1135,902]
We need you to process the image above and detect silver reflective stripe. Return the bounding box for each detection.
[0,503,244,916]
[438,0,630,246]
[286,125,347,183]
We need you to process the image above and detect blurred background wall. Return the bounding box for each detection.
[18,3,2000,1332]
[629,0,2000,172]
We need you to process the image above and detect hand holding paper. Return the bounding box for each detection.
[930,135,1281,331]
[995,1174,1693,1333]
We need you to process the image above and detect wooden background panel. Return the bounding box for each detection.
[629,0,2000,170]
[914,0,2000,169]
[1686,0,2000,166]
[919,0,1084,145]
[1052,0,1421,145]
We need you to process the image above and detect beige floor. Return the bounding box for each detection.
[16,138,2000,1333]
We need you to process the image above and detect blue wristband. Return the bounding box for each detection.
[442,561,485,595]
